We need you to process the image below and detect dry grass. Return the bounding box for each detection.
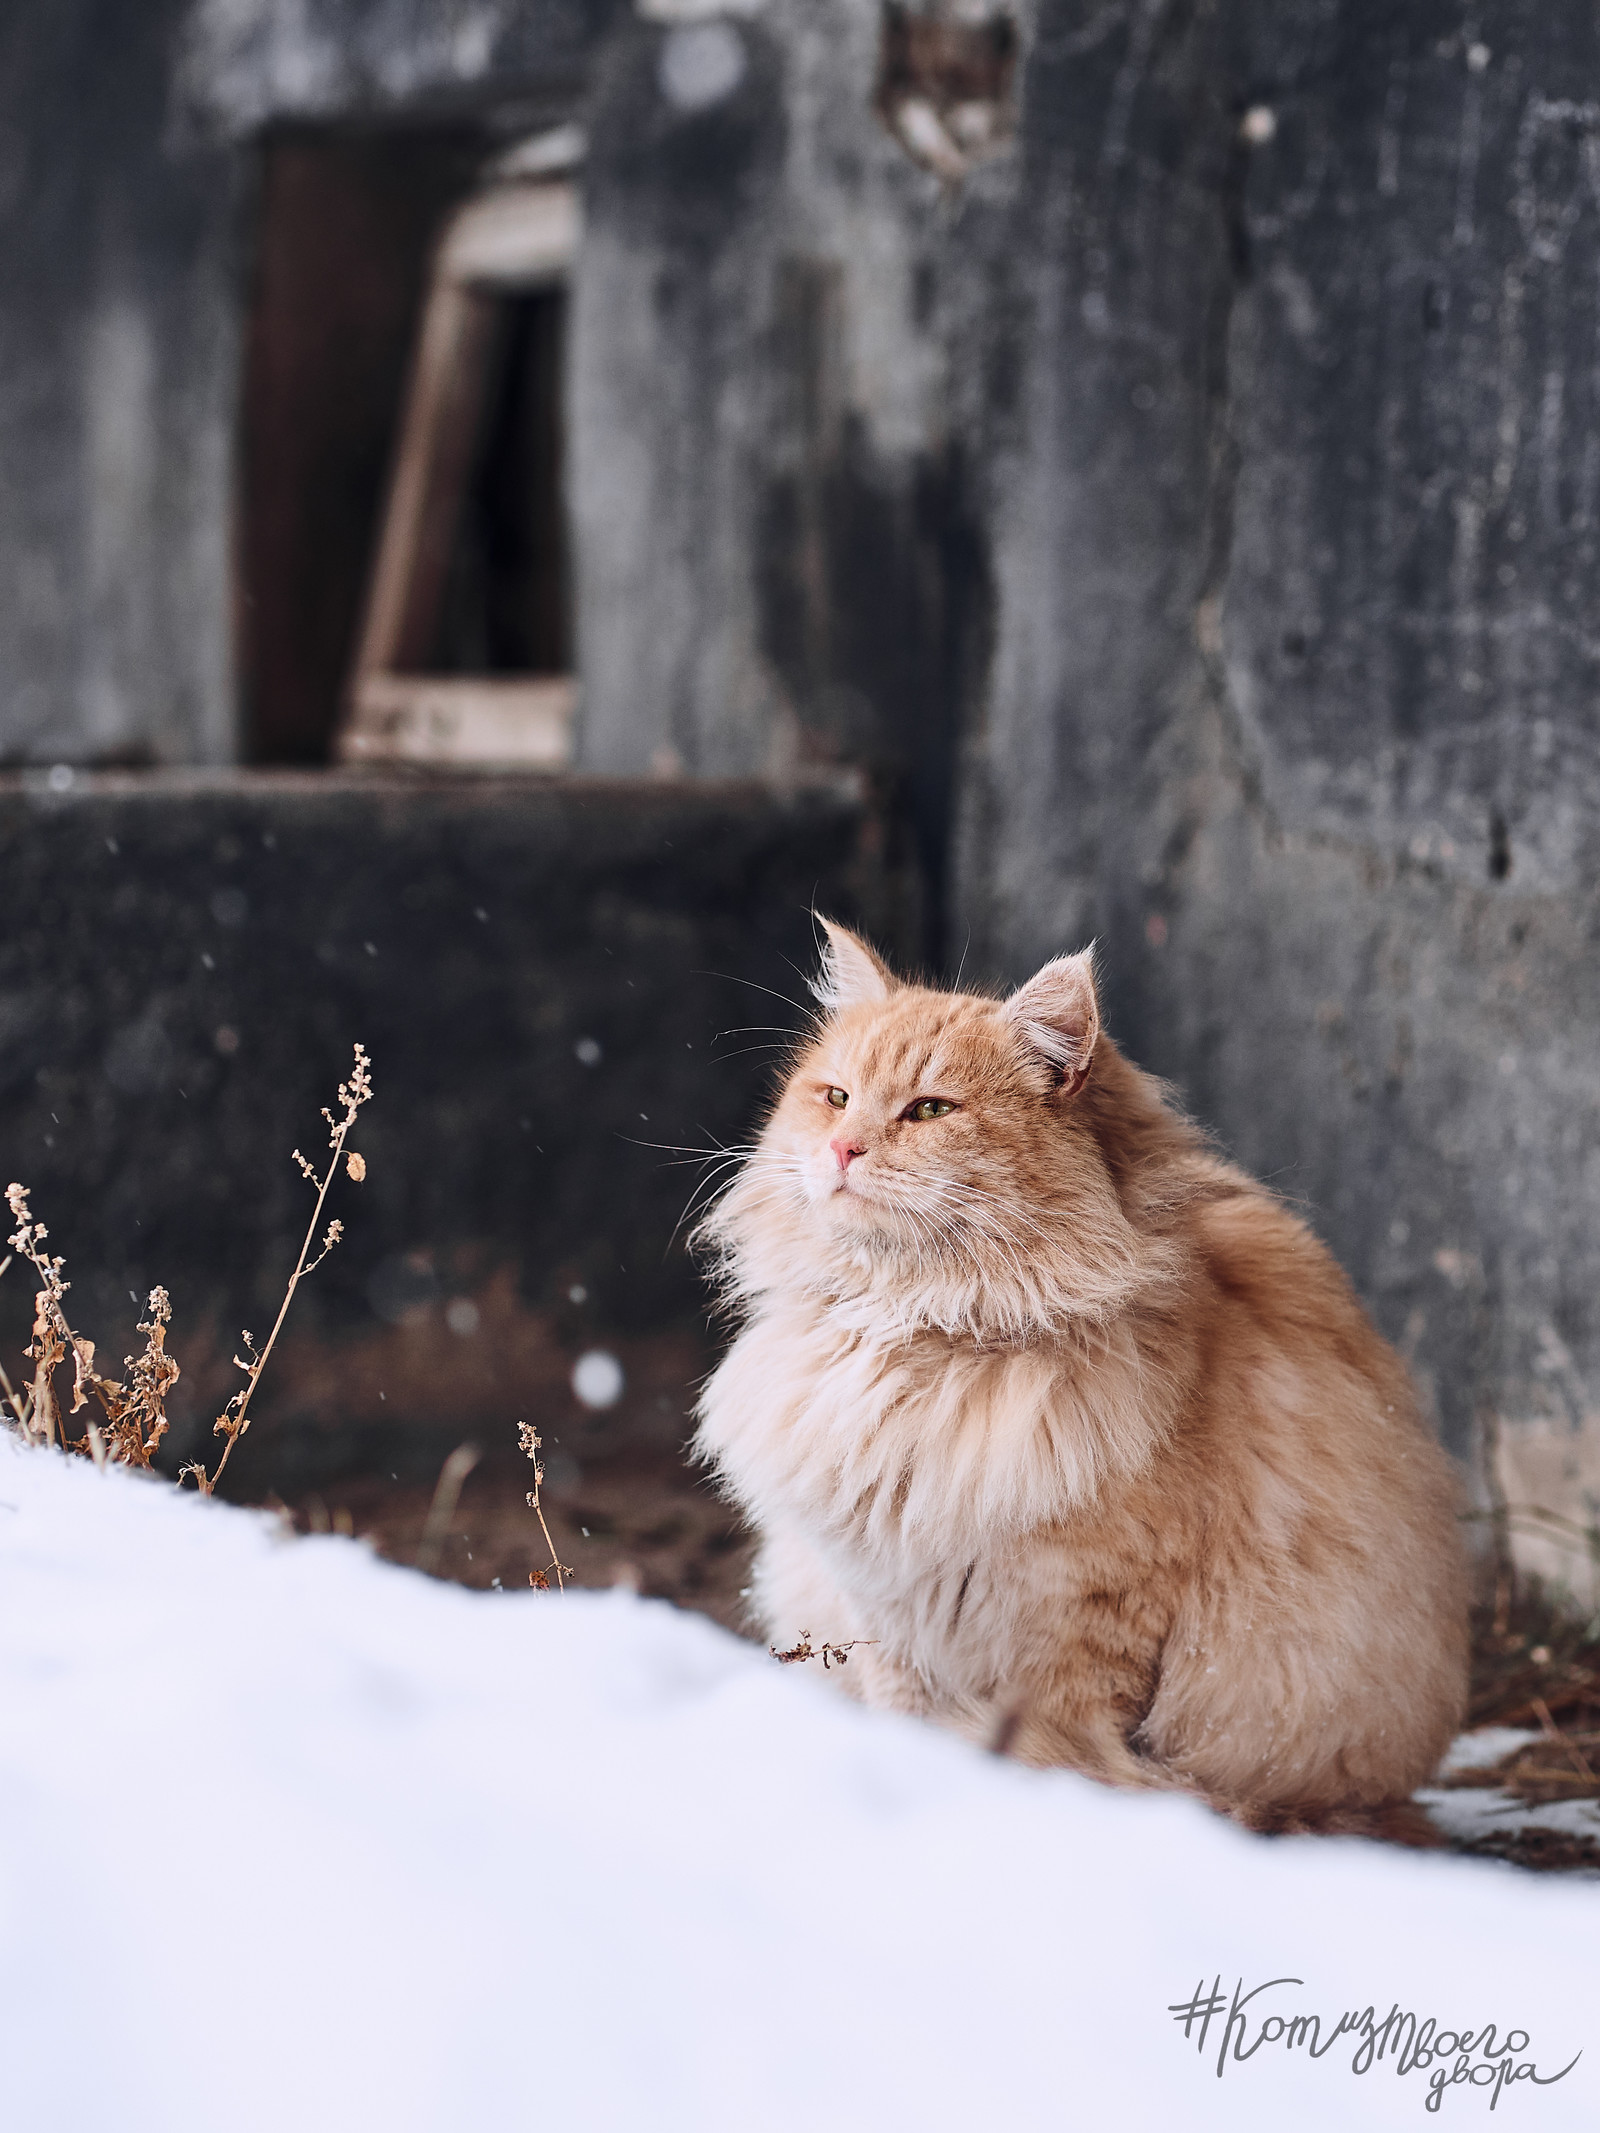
[3,1032,600,1598]
[0,1044,373,1495]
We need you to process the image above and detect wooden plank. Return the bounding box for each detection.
[338,674,576,768]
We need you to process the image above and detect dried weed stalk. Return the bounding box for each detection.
[770,1630,874,1670]
[518,1419,573,1591]
[1,1189,179,1467]
[0,1045,373,1497]
[183,1044,373,1494]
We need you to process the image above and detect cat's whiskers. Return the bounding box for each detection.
[673,1161,755,1244]
[679,1145,806,1253]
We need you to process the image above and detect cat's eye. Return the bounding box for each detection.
[905,1099,956,1122]
[826,1087,850,1109]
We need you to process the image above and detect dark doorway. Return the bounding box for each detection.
[238,125,488,763]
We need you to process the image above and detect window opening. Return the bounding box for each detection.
[337,164,580,770]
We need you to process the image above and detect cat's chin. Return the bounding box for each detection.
[814,1176,894,1225]
[811,1190,930,1263]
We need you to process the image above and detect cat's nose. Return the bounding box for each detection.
[830,1137,865,1172]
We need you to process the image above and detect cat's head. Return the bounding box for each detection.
[700,920,1174,1336]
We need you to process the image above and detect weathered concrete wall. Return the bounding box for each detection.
[0,0,624,769]
[955,0,1600,1596]
[172,0,625,141]
[0,771,903,1490]
[0,2,239,768]
[572,2,994,958]
[575,1,1600,1592]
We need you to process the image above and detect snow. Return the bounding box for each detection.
[1420,1729,1600,1856]
[1,1432,1595,2133]
[1420,1783,1600,1852]
[1438,1727,1545,1775]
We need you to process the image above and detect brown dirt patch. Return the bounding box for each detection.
[268,1441,756,1634]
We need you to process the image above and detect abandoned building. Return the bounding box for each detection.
[3,0,1600,1600]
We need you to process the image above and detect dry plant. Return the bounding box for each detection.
[182,1044,373,1494]
[0,1187,179,1468]
[0,1045,373,1498]
[770,1630,873,1669]
[518,1418,573,1590]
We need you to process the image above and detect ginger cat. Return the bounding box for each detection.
[694,922,1469,1828]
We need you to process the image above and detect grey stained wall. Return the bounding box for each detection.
[5,0,1600,1588]
[0,1,238,767]
[954,0,1600,1593]
[0,0,624,768]
[575,0,1600,1591]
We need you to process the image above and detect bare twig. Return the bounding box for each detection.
[192,1044,373,1495]
[0,1250,28,1434]
[5,1184,71,1447]
[517,1419,573,1591]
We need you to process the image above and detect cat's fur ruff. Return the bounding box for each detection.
[693,922,1469,1826]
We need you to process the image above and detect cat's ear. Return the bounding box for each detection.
[810,917,896,1014]
[1004,947,1100,1091]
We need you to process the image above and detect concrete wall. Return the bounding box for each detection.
[955,1,1600,1597]
[575,0,1600,1593]
[0,771,902,1490]
[0,2,239,767]
[0,0,624,769]
[573,2,988,963]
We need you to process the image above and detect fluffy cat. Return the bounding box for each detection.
[693,921,1469,1829]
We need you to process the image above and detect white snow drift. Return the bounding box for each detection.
[0,1432,1594,2133]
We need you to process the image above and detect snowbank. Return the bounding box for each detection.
[0,1433,1593,2133]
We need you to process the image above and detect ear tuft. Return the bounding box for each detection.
[810,917,896,1015]
[1003,947,1101,1085]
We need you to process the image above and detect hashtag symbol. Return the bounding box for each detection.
[1168,1977,1229,2052]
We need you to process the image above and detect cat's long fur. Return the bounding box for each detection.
[693,923,1469,1826]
